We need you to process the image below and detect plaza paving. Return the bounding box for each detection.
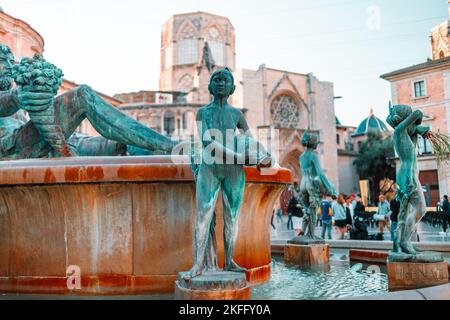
[271,215,450,243]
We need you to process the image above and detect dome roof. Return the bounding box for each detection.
[353,109,389,137]
[335,116,341,126]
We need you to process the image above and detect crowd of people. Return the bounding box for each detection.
[272,185,405,241]
[430,195,450,233]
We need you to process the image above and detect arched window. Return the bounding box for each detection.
[177,74,194,93]
[439,51,445,59]
[163,111,175,135]
[206,27,224,66]
[177,25,198,65]
[270,94,300,128]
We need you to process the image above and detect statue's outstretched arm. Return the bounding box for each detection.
[0,90,19,117]
[414,125,430,138]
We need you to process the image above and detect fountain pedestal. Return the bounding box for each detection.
[284,237,329,266]
[387,252,449,291]
[174,271,251,300]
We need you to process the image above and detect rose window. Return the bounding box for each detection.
[270,95,300,128]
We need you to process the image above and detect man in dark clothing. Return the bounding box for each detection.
[351,196,368,240]
[441,195,450,233]
[287,195,303,218]
[286,195,303,231]
[390,198,401,242]
[286,212,293,230]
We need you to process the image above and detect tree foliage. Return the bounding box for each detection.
[354,131,396,199]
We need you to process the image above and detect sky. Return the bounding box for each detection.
[1,0,448,127]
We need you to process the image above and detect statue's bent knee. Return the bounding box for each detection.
[77,84,94,97]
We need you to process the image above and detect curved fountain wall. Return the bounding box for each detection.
[0,156,292,295]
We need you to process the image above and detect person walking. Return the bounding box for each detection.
[286,183,300,230]
[353,195,365,216]
[332,194,347,240]
[389,198,400,242]
[287,193,303,233]
[317,206,323,227]
[349,194,356,219]
[287,195,303,235]
[441,195,450,233]
[344,195,354,236]
[286,211,294,230]
[319,197,333,240]
[375,194,391,235]
[276,207,283,225]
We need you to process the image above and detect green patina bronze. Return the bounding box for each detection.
[289,132,337,245]
[0,44,176,159]
[182,68,272,281]
[387,105,443,262]
[12,54,71,156]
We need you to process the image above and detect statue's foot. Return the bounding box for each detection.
[393,242,399,253]
[183,265,202,281]
[399,242,418,255]
[224,260,247,273]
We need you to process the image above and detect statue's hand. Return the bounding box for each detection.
[15,88,54,112]
[256,155,273,171]
[413,110,423,125]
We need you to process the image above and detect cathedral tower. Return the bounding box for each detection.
[430,0,450,60]
[159,12,236,104]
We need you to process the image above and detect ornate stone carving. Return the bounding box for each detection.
[270,94,300,128]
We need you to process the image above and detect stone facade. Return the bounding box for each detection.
[336,123,359,195]
[232,66,339,189]
[117,97,200,140]
[430,3,450,60]
[0,10,44,59]
[381,10,450,205]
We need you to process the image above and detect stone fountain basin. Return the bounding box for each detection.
[0,156,291,295]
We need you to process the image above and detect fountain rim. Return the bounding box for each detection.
[0,155,293,186]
